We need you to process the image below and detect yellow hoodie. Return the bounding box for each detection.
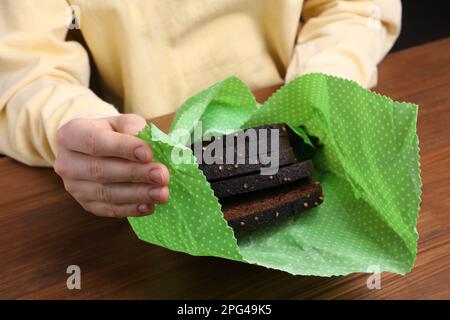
[0,0,401,166]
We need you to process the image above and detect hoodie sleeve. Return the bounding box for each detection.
[0,0,119,166]
[286,0,402,88]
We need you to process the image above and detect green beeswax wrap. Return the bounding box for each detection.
[128,73,421,276]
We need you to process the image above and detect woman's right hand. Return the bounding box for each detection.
[54,114,170,218]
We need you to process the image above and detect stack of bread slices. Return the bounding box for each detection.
[191,124,324,237]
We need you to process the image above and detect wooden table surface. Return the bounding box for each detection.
[1,38,449,300]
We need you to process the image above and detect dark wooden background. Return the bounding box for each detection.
[392,0,450,52]
[0,38,449,299]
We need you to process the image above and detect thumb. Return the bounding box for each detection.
[109,114,148,136]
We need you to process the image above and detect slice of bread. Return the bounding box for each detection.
[198,148,297,181]
[221,180,323,236]
[210,160,313,198]
[191,123,324,237]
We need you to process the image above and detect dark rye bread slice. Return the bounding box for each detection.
[197,147,297,181]
[191,124,292,164]
[192,123,290,148]
[220,180,324,237]
[210,160,313,198]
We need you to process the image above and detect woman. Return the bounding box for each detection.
[0,0,401,217]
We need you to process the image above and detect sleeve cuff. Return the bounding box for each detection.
[285,58,378,88]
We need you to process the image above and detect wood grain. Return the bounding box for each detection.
[0,38,449,300]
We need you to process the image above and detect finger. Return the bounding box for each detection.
[59,149,169,184]
[59,118,152,162]
[84,202,156,218]
[69,180,169,205]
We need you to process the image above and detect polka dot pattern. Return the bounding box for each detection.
[169,77,257,143]
[242,73,421,276]
[129,74,421,276]
[129,124,243,262]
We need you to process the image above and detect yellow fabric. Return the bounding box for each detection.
[0,0,401,166]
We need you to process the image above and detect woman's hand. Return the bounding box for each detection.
[54,114,169,218]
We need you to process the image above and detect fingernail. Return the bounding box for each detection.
[148,169,164,185]
[138,204,149,213]
[149,187,165,201]
[134,147,150,162]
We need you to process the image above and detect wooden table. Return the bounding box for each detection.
[1,38,449,300]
